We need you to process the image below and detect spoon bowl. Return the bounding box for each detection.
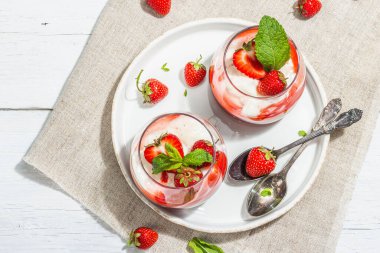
[247,173,287,216]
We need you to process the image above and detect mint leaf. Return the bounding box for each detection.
[298,130,307,137]
[184,89,188,97]
[183,149,213,167]
[255,16,290,71]
[165,143,182,162]
[161,63,170,72]
[152,154,182,174]
[188,237,224,253]
[260,188,273,197]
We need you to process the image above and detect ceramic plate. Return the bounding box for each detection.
[112,18,328,233]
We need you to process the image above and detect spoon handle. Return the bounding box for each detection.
[273,108,363,157]
[273,128,326,157]
[279,98,343,176]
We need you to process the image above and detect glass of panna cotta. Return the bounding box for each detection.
[209,26,306,124]
[129,113,227,208]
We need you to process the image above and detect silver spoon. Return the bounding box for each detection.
[229,99,343,181]
[246,107,363,216]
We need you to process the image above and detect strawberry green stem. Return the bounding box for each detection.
[135,69,144,92]
[195,55,203,65]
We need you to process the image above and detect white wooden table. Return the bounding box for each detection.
[1,1,379,252]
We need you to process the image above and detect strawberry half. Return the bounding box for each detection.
[245,147,276,178]
[232,40,266,79]
[129,227,158,250]
[144,133,184,164]
[257,70,287,96]
[146,0,171,16]
[136,70,168,104]
[174,168,203,187]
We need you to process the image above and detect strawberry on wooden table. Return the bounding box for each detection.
[245,147,276,178]
[144,133,184,164]
[184,55,207,87]
[146,0,171,16]
[298,0,322,18]
[136,69,168,104]
[129,227,158,250]
[233,40,266,79]
[257,70,287,96]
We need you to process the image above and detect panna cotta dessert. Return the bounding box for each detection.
[209,16,306,124]
[130,113,227,208]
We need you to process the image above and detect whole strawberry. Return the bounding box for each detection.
[129,227,158,249]
[174,168,203,187]
[257,70,287,96]
[245,147,276,178]
[147,0,171,16]
[184,55,207,87]
[298,0,322,18]
[136,70,168,104]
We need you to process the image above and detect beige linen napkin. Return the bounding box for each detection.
[24,0,380,252]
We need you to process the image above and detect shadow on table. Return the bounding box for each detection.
[14,160,122,241]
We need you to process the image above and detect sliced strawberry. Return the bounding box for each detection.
[143,133,184,164]
[233,48,266,79]
[144,145,162,164]
[154,191,166,205]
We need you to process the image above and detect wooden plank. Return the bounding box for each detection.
[0,0,107,109]
[0,111,123,252]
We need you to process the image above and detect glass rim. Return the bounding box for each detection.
[222,25,301,100]
[137,112,219,190]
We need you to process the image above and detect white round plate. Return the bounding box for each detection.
[112,18,328,233]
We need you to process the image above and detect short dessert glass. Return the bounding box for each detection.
[129,113,227,209]
[209,26,306,124]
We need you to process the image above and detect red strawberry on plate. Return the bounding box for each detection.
[257,70,287,96]
[191,140,214,168]
[174,168,203,187]
[144,133,184,164]
[129,227,158,249]
[298,0,322,18]
[146,0,171,16]
[136,69,168,104]
[184,55,207,87]
[233,40,266,79]
[246,147,276,178]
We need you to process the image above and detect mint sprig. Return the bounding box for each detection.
[255,16,290,71]
[188,237,224,253]
[152,144,212,174]
[183,149,212,167]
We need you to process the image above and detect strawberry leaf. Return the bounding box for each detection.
[188,237,224,253]
[255,16,290,71]
[183,149,213,167]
